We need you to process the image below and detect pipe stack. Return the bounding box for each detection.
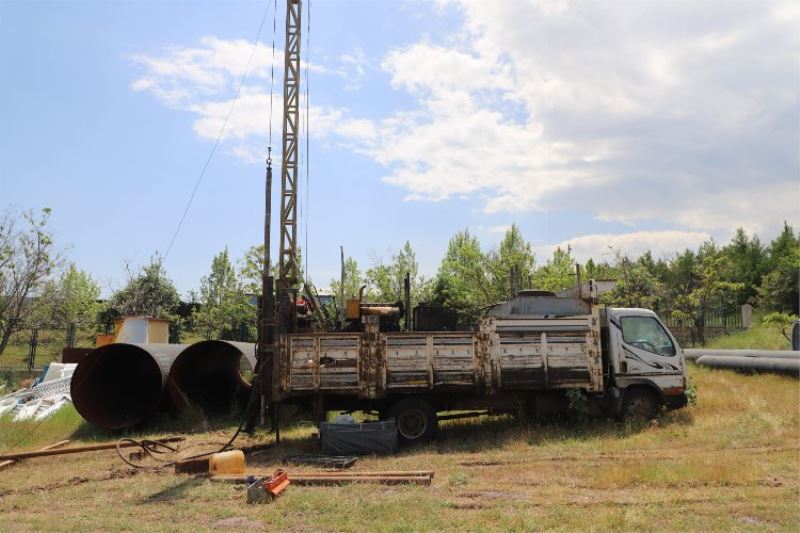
[685,348,799,376]
[71,341,256,430]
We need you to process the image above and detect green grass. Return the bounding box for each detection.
[1,365,798,531]
[704,322,792,350]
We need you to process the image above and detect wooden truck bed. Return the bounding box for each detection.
[273,309,603,401]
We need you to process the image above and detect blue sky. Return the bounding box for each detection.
[2,0,798,297]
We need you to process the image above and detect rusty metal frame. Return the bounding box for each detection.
[278,0,302,285]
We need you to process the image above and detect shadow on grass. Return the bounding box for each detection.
[139,477,205,503]
[69,406,253,442]
[422,409,696,454]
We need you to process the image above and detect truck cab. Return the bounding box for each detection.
[602,307,688,418]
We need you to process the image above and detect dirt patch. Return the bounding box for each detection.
[459,490,527,501]
[458,460,508,467]
[736,515,767,526]
[212,516,264,530]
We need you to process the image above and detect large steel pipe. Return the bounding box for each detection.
[167,340,256,415]
[685,349,800,361]
[696,355,800,376]
[71,343,186,429]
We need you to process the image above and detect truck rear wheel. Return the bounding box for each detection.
[387,397,437,445]
[622,388,660,420]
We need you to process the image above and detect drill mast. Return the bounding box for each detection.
[278,0,302,288]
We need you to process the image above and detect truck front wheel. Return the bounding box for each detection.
[622,388,660,421]
[387,397,437,445]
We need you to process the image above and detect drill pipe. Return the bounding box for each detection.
[695,355,800,376]
[684,349,800,361]
[70,343,187,430]
[167,340,256,416]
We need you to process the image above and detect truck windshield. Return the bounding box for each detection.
[621,316,675,357]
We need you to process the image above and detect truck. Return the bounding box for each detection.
[271,283,688,444]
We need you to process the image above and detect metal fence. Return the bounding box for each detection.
[662,306,743,330]
[0,320,257,372]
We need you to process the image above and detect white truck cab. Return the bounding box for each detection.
[603,307,688,417]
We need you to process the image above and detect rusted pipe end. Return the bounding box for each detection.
[70,343,168,430]
[167,340,254,416]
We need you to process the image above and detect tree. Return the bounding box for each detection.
[762,311,799,343]
[330,256,365,302]
[0,207,62,357]
[365,242,431,305]
[53,264,101,326]
[486,224,535,300]
[721,227,767,305]
[666,242,743,344]
[532,247,575,292]
[433,229,491,323]
[193,248,254,340]
[109,255,180,320]
[605,252,663,309]
[240,244,304,295]
[756,223,800,314]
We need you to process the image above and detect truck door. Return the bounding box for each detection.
[608,310,684,389]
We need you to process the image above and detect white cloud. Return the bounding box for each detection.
[540,230,712,264]
[352,0,799,234]
[130,4,800,238]
[130,37,367,158]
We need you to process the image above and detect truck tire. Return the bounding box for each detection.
[387,397,437,445]
[622,388,660,421]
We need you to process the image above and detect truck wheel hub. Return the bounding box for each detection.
[397,409,427,439]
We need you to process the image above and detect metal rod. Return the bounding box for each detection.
[0,437,183,461]
[0,440,70,470]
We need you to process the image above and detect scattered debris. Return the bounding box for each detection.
[247,469,290,503]
[0,362,76,421]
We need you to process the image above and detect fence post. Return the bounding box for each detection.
[27,328,38,371]
[741,304,753,328]
[66,323,76,349]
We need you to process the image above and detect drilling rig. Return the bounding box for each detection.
[254,0,688,443]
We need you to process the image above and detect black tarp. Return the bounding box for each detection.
[319,420,399,455]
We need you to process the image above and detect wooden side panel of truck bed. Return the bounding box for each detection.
[274,309,602,400]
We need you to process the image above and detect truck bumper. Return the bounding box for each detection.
[663,391,688,410]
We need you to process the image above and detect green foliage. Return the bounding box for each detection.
[531,246,575,292]
[432,229,492,323]
[330,256,365,301]
[756,223,800,314]
[0,207,62,356]
[109,255,180,320]
[566,388,590,421]
[192,248,255,340]
[761,311,799,342]
[52,264,101,325]
[721,227,767,305]
[487,224,535,300]
[365,241,431,305]
[685,374,697,405]
[704,320,791,350]
[604,253,663,309]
